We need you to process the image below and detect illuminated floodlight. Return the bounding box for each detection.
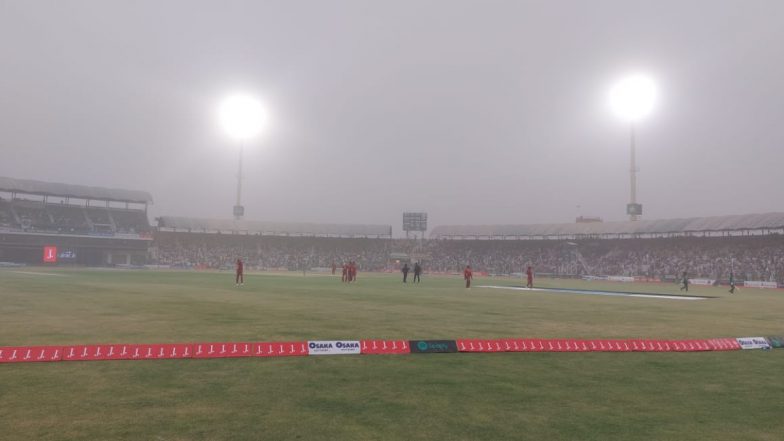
[609,74,656,122]
[218,93,267,141]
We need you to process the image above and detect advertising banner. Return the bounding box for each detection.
[192,342,253,359]
[0,346,62,363]
[669,340,690,352]
[706,338,741,351]
[680,340,712,351]
[736,337,771,350]
[409,340,458,353]
[765,336,784,349]
[360,340,408,354]
[743,281,778,289]
[690,279,715,286]
[307,340,361,356]
[505,339,532,352]
[62,344,195,361]
[43,246,58,263]
[457,339,489,352]
[63,345,101,361]
[253,341,308,357]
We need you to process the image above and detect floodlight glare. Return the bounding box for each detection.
[609,74,656,122]
[218,93,267,141]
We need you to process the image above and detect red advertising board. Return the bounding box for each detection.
[0,346,62,363]
[62,344,194,361]
[360,340,409,354]
[43,246,57,263]
[251,341,308,357]
[192,342,254,359]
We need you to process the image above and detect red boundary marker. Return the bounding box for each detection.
[360,340,409,354]
[0,337,747,364]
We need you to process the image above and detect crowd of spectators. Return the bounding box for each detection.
[0,198,149,235]
[576,236,784,283]
[151,232,784,283]
[152,232,395,271]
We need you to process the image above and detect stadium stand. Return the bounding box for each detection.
[0,176,152,204]
[157,216,392,238]
[420,235,784,283]
[153,217,395,270]
[430,213,784,239]
[2,175,782,285]
[152,231,397,270]
[112,209,153,234]
[0,177,153,265]
[151,213,784,285]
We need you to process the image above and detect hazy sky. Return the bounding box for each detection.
[1,0,783,234]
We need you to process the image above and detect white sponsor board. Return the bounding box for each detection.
[607,276,635,283]
[690,278,715,286]
[736,337,771,350]
[307,340,361,355]
[743,280,778,289]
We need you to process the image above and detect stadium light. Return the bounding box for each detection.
[609,74,657,221]
[609,74,656,122]
[218,93,267,141]
[217,93,268,220]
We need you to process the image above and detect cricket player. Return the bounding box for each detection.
[235,258,244,285]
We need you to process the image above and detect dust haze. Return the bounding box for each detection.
[1,0,783,234]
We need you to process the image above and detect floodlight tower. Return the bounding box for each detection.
[609,74,656,221]
[218,93,267,220]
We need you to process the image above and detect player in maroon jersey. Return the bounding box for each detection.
[526,266,533,288]
[464,265,473,288]
[235,258,244,285]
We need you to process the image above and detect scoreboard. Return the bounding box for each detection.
[403,212,428,232]
[626,203,643,216]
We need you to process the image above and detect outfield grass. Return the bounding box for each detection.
[1,268,782,440]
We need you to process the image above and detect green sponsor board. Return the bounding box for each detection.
[766,336,784,349]
[409,340,458,353]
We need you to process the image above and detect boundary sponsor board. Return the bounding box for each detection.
[766,336,784,349]
[192,342,253,359]
[0,336,750,364]
[0,346,62,363]
[690,278,715,286]
[706,338,741,351]
[254,341,308,357]
[743,281,778,289]
[43,246,57,263]
[62,344,194,361]
[409,340,458,353]
[736,337,771,350]
[360,340,408,354]
[307,340,361,355]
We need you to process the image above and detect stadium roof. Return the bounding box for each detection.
[0,176,153,204]
[157,216,393,237]
[430,212,784,239]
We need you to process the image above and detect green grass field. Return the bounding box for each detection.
[1,268,782,441]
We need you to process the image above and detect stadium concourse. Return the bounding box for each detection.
[154,213,784,286]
